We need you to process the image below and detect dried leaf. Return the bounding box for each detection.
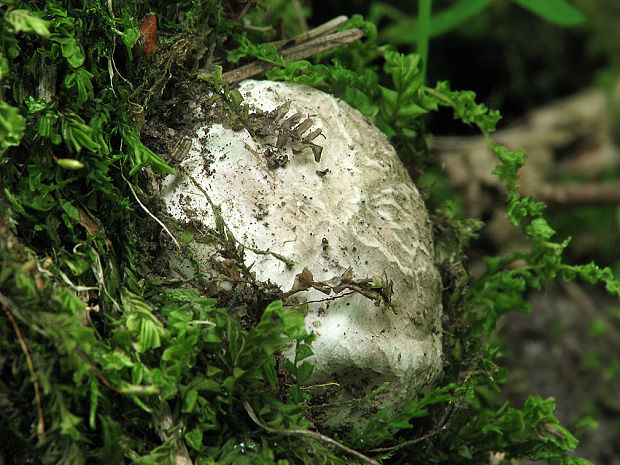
[138,14,157,58]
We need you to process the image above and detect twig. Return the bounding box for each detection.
[222,29,364,84]
[269,16,349,50]
[74,347,123,393]
[187,319,216,326]
[561,281,620,347]
[121,171,180,249]
[187,175,296,267]
[369,403,458,454]
[226,1,252,23]
[531,183,620,206]
[243,400,382,465]
[37,54,56,103]
[75,348,158,395]
[152,399,194,465]
[84,243,122,312]
[288,290,355,307]
[57,268,99,292]
[560,281,599,316]
[291,0,308,33]
[300,382,341,391]
[1,293,45,443]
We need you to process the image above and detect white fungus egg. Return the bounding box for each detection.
[159,80,443,430]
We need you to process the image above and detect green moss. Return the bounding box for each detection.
[1,1,617,464]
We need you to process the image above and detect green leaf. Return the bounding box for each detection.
[428,81,501,132]
[266,60,330,86]
[343,86,378,117]
[344,14,379,42]
[4,9,51,36]
[526,218,556,241]
[64,68,94,104]
[61,112,101,153]
[122,291,165,352]
[195,377,220,393]
[55,287,86,313]
[59,198,80,222]
[121,27,140,51]
[511,0,586,26]
[64,255,91,276]
[383,52,423,92]
[428,0,494,37]
[295,361,313,384]
[100,349,135,371]
[0,101,26,154]
[89,380,99,429]
[120,123,174,175]
[185,428,203,451]
[295,343,313,363]
[56,158,85,170]
[182,388,199,413]
[263,359,277,389]
[101,416,124,463]
[229,88,244,109]
[374,51,431,137]
[60,406,82,440]
[56,36,85,68]
[566,459,596,465]
[227,34,284,66]
[376,0,494,44]
[197,65,223,91]
[0,55,8,80]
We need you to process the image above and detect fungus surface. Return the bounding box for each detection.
[160,80,443,430]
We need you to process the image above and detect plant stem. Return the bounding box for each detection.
[417,0,432,84]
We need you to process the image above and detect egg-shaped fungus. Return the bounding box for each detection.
[160,80,443,431]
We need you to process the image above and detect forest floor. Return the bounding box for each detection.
[498,284,620,464]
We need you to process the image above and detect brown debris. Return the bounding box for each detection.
[138,14,158,58]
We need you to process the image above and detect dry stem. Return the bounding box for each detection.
[243,400,381,465]
[1,293,45,443]
[369,403,459,454]
[222,28,363,84]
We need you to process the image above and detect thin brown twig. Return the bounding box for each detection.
[300,382,341,391]
[290,0,308,33]
[287,290,355,308]
[268,16,349,50]
[0,293,45,442]
[369,403,459,454]
[121,171,180,249]
[561,281,620,347]
[75,347,159,396]
[531,183,620,206]
[243,400,382,465]
[222,28,364,84]
[37,54,56,104]
[152,399,194,465]
[74,347,122,393]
